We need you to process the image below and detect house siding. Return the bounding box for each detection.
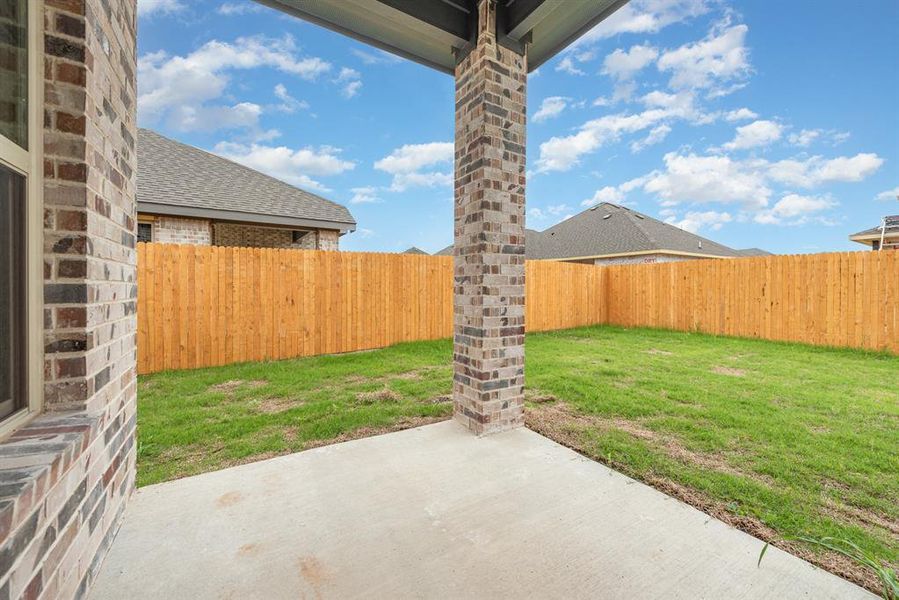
[0,1,138,599]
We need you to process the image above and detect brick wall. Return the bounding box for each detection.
[0,0,138,598]
[317,229,339,251]
[151,216,212,245]
[452,0,527,435]
[213,222,340,250]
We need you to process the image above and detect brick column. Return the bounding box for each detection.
[452,0,527,435]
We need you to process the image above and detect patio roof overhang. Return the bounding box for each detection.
[255,0,629,74]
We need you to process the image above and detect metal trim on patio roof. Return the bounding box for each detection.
[256,0,629,74]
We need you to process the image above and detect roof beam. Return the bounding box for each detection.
[374,0,471,42]
[504,0,555,40]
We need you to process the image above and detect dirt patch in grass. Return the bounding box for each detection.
[209,380,267,393]
[252,396,305,414]
[525,389,558,404]
[528,402,763,483]
[646,348,673,356]
[423,395,452,404]
[711,366,747,377]
[823,499,899,538]
[525,402,881,594]
[355,388,401,404]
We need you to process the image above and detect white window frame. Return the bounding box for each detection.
[0,0,44,439]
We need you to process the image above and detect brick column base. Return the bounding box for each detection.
[452,0,527,435]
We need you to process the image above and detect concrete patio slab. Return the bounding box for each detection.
[91,421,872,599]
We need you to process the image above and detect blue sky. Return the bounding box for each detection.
[137,0,899,254]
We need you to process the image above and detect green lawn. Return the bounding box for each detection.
[138,326,898,591]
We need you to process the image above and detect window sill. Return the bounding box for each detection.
[0,410,101,549]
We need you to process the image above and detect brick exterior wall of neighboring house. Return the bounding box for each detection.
[138,218,342,250]
[317,229,339,251]
[150,216,212,245]
[0,1,138,598]
[213,222,341,250]
[452,0,527,435]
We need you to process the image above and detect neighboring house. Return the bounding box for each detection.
[137,129,356,250]
[437,203,766,264]
[849,216,899,250]
[402,246,429,255]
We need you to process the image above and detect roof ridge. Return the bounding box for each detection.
[620,207,660,250]
[139,129,353,219]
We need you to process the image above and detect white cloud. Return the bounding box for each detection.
[555,57,585,76]
[657,23,751,94]
[602,44,659,79]
[374,142,454,192]
[754,193,836,225]
[577,0,712,43]
[536,92,706,172]
[217,2,261,15]
[581,186,628,207]
[630,124,671,153]
[138,36,330,134]
[601,44,659,101]
[335,67,362,98]
[788,129,820,147]
[533,97,570,123]
[529,204,571,221]
[788,128,850,147]
[356,228,375,238]
[644,152,771,208]
[875,186,899,202]
[665,210,732,233]
[213,141,355,192]
[138,0,184,17]
[273,84,308,113]
[768,153,884,188]
[724,107,758,122]
[350,186,380,204]
[722,119,782,151]
[637,151,882,219]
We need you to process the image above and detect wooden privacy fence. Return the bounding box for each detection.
[136,244,605,374]
[605,251,898,353]
[136,244,898,374]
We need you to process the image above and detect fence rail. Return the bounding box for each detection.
[136,244,898,374]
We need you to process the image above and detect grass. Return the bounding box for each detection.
[137,325,898,591]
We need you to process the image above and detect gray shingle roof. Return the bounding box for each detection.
[434,206,746,259]
[402,247,429,255]
[735,248,773,257]
[137,129,355,230]
[532,203,742,259]
[850,224,899,237]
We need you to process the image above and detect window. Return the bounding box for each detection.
[0,0,41,433]
[292,230,310,244]
[0,167,25,421]
[137,222,153,243]
[0,1,28,149]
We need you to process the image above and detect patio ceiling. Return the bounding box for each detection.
[255,0,629,73]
